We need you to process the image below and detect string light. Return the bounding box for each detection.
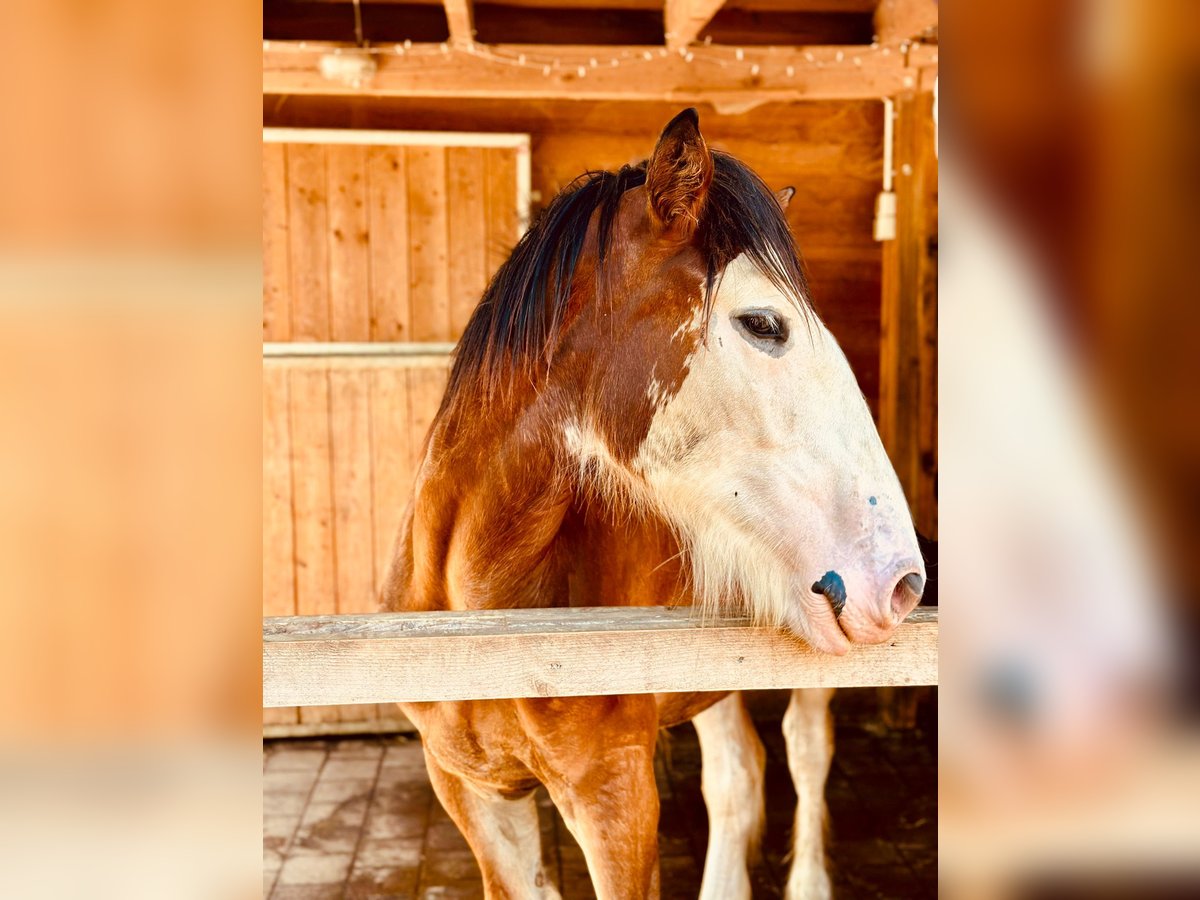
[290,36,935,88]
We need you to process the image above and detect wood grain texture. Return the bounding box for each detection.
[369,366,414,597]
[262,365,299,725]
[484,148,519,291]
[329,368,379,722]
[264,607,937,706]
[325,144,371,340]
[664,0,729,50]
[406,146,452,341]
[262,359,450,729]
[268,135,526,347]
[287,366,342,724]
[286,143,331,341]
[443,0,476,45]
[879,92,937,537]
[873,0,938,43]
[263,143,292,340]
[263,42,938,105]
[447,146,488,336]
[366,146,411,341]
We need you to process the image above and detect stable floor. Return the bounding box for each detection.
[263,688,937,899]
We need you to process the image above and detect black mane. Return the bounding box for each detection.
[446,151,810,404]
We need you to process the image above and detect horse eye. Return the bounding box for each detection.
[737,312,785,340]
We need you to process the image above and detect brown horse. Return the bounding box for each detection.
[381,109,924,899]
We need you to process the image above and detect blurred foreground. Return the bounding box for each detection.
[942,1,1200,896]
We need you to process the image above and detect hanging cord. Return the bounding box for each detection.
[352,0,364,47]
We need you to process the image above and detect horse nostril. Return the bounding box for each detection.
[902,571,925,598]
[811,570,847,618]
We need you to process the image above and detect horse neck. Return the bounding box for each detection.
[559,504,689,609]
[390,387,573,612]
[382,386,691,614]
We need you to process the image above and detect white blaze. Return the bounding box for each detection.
[627,255,920,651]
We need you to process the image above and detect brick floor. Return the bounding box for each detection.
[263,688,936,898]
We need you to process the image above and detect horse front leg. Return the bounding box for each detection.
[692,692,765,900]
[519,695,662,900]
[422,750,561,900]
[783,687,835,900]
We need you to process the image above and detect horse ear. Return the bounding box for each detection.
[776,186,796,210]
[646,108,713,238]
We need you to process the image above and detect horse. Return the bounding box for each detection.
[381,108,925,899]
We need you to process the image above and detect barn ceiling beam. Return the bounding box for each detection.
[442,0,475,46]
[664,0,728,51]
[873,0,939,45]
[263,41,938,108]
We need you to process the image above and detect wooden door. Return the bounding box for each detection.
[263,129,529,735]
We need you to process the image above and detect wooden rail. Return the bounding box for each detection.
[263,41,938,108]
[263,606,937,707]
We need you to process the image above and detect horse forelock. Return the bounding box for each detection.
[440,151,811,418]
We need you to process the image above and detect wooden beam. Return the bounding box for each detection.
[879,91,938,537]
[263,41,939,108]
[443,0,475,46]
[263,606,938,706]
[664,0,728,51]
[263,341,456,358]
[873,0,938,45]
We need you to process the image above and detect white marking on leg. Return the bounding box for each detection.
[461,787,560,899]
[427,758,560,900]
[783,687,834,900]
[693,693,765,900]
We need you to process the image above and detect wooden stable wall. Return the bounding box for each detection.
[263,356,450,733]
[264,98,889,414]
[263,130,528,734]
[263,131,525,343]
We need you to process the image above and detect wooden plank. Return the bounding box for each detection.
[447,146,488,338]
[262,143,292,341]
[443,0,476,46]
[406,146,451,342]
[665,0,729,51]
[913,91,938,539]
[264,341,455,358]
[263,42,939,107]
[878,92,937,537]
[288,365,342,724]
[873,0,938,44]
[365,146,411,342]
[370,365,416,724]
[484,148,518,281]
[325,144,371,340]
[264,354,455,372]
[370,366,415,599]
[265,128,531,149]
[285,142,331,341]
[262,365,299,726]
[328,367,379,723]
[264,607,938,706]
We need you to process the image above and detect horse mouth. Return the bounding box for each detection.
[785,600,852,656]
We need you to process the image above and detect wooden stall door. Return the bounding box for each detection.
[263,129,528,736]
